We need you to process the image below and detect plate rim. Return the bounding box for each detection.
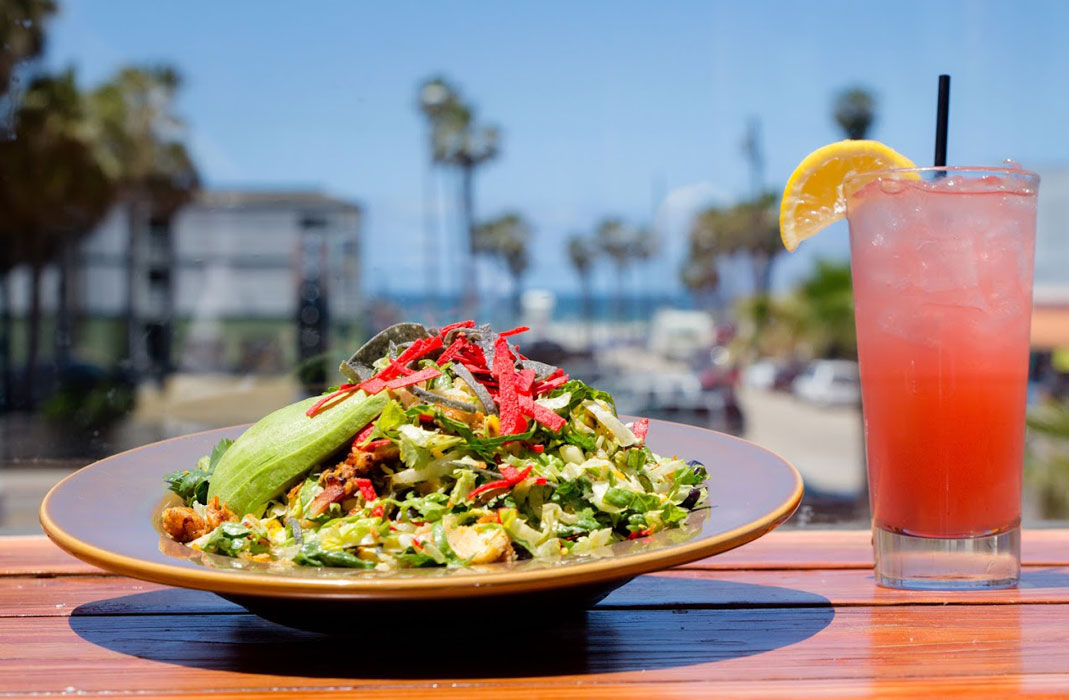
[40,420,804,601]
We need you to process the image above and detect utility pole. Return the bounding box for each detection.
[742,116,765,197]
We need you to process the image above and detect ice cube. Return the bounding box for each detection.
[878,178,907,195]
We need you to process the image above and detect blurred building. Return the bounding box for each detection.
[55,189,361,376]
[1033,168,1069,351]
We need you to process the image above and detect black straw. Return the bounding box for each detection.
[934,74,950,169]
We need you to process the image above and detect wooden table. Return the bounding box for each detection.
[4,529,1069,698]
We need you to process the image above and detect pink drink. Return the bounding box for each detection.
[846,167,1038,588]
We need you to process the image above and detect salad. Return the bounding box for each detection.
[160,321,709,569]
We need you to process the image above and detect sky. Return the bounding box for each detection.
[42,0,1069,300]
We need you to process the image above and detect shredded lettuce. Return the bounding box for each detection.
[163,437,233,506]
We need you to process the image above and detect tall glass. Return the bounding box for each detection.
[845,166,1039,589]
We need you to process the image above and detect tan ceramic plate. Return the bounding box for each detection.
[41,418,802,629]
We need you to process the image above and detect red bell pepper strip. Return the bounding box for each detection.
[467,465,534,500]
[628,528,654,540]
[384,366,441,390]
[306,384,359,417]
[438,319,475,336]
[352,421,376,447]
[518,394,566,431]
[360,438,391,451]
[631,417,649,442]
[354,478,378,503]
[534,477,547,485]
[497,325,530,337]
[371,505,385,518]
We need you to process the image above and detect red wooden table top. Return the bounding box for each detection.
[3,529,1069,698]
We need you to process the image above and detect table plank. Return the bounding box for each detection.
[8,567,1069,619]
[5,530,1068,577]
[7,676,1069,699]
[1,604,1067,694]
[682,528,1069,570]
[0,536,102,575]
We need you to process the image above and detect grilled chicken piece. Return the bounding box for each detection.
[305,442,399,517]
[445,524,512,564]
[161,496,236,543]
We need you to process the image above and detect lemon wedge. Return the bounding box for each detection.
[779,140,916,251]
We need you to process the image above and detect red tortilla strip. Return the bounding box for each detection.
[438,320,476,335]
[305,384,360,418]
[518,394,566,431]
[515,368,536,396]
[359,377,387,395]
[385,366,442,390]
[436,336,468,365]
[533,372,569,396]
[492,336,525,435]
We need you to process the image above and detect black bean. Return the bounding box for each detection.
[680,488,702,509]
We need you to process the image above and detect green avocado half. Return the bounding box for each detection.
[207,390,389,516]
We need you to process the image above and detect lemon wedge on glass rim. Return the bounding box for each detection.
[778,140,917,251]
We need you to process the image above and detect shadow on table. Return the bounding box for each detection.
[69,577,833,678]
[1020,568,1069,589]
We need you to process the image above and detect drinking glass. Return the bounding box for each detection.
[845,166,1039,589]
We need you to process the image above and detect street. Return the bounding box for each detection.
[737,386,866,498]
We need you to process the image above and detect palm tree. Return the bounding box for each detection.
[735,191,781,296]
[833,87,877,140]
[0,0,57,408]
[0,70,115,406]
[88,66,199,380]
[0,0,56,99]
[682,205,734,310]
[796,260,856,359]
[596,218,639,322]
[1027,400,1069,518]
[418,76,499,315]
[631,227,658,318]
[474,212,530,322]
[690,193,780,299]
[567,235,596,330]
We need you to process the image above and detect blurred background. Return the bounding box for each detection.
[2,1,1068,533]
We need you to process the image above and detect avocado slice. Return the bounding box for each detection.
[207,390,389,516]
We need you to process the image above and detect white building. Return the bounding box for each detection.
[13,189,362,375]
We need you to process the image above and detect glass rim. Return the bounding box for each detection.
[843,165,1040,187]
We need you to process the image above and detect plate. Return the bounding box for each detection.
[41,418,802,630]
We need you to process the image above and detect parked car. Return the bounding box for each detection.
[792,360,861,407]
[690,346,739,391]
[742,359,779,390]
[743,358,806,392]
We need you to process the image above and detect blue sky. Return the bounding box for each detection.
[44,1,1069,299]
